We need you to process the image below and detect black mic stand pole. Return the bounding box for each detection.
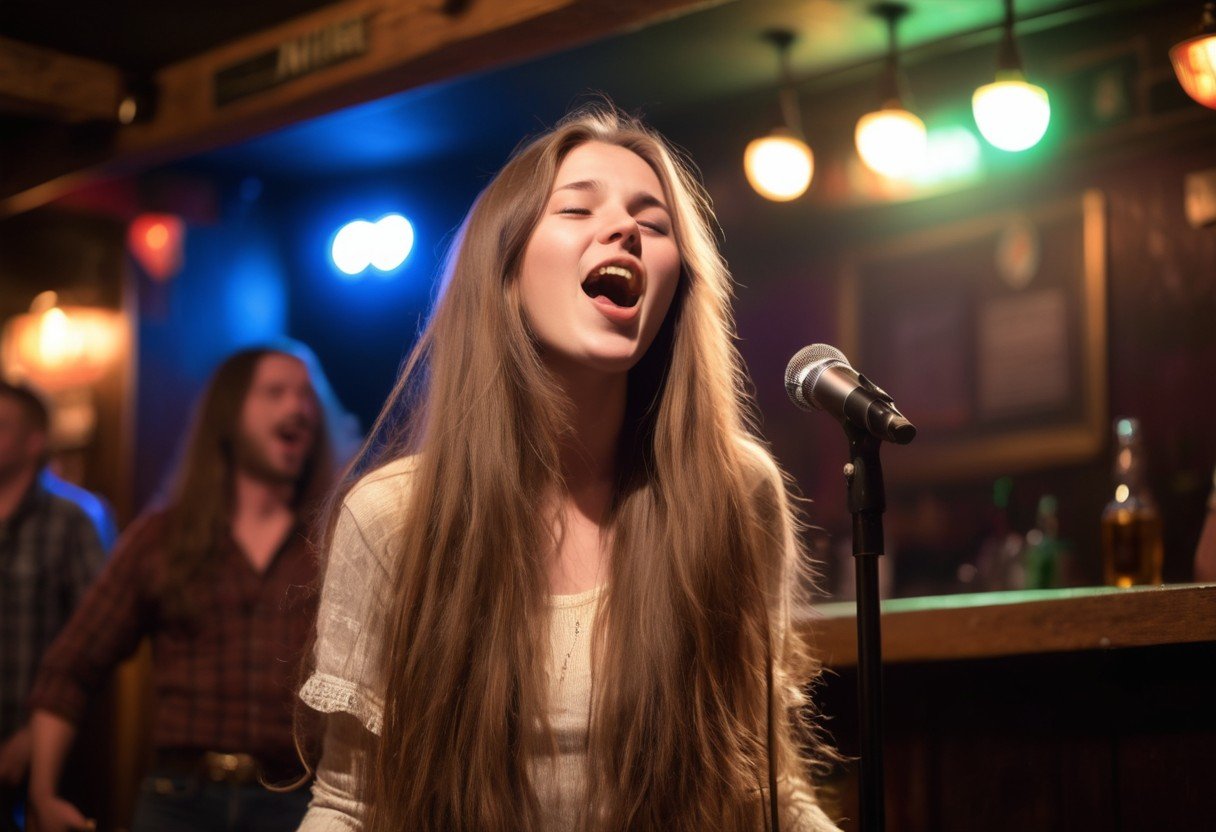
[843,421,887,832]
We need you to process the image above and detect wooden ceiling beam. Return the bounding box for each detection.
[2,0,724,216]
[0,35,125,122]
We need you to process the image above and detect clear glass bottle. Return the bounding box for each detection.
[1100,418,1164,587]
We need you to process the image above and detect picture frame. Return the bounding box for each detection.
[839,190,1108,483]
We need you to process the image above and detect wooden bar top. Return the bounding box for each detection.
[800,583,1216,667]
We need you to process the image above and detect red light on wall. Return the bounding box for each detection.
[127,213,185,281]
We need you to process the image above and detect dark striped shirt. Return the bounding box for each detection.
[0,479,106,740]
[27,510,317,766]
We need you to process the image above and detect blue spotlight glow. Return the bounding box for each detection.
[331,220,375,275]
[330,214,414,277]
[369,214,414,272]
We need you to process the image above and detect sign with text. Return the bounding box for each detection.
[214,17,369,107]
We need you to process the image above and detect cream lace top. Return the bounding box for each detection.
[296,455,839,831]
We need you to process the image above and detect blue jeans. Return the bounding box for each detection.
[129,771,310,832]
[0,786,23,832]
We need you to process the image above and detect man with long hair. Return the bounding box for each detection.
[298,107,840,831]
[25,344,344,832]
[0,382,107,832]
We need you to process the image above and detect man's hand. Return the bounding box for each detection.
[0,727,31,786]
[27,794,95,832]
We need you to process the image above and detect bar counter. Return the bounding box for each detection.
[797,584,1216,832]
[803,583,1216,666]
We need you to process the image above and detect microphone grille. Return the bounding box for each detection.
[784,343,850,411]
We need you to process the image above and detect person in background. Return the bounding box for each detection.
[26,343,346,832]
[0,382,107,832]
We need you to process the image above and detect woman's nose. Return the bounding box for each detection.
[599,212,640,250]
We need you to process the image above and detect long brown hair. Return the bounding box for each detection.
[159,343,340,620]
[330,105,830,830]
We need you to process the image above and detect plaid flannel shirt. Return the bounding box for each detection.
[0,478,106,740]
[27,510,317,766]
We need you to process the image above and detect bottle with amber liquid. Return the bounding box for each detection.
[1100,418,1164,587]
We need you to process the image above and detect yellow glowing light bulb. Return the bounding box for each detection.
[972,73,1051,151]
[855,107,927,179]
[744,130,814,202]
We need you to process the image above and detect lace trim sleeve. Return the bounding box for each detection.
[299,671,384,737]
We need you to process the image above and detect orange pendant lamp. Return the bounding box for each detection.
[1171,2,1216,109]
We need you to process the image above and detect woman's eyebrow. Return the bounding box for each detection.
[553,179,600,194]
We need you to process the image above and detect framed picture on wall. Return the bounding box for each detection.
[838,190,1108,483]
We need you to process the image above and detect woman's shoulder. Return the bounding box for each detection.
[337,455,421,547]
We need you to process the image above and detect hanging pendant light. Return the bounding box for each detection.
[1171,2,1216,110]
[744,30,814,202]
[972,0,1051,152]
[855,3,927,179]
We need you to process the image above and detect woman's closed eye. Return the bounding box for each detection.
[556,205,669,236]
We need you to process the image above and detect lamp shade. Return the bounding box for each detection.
[855,107,927,178]
[972,74,1051,151]
[744,130,814,201]
[1171,32,1216,109]
[1,303,125,391]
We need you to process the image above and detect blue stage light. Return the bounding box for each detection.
[330,214,414,277]
[331,220,375,275]
[370,214,414,272]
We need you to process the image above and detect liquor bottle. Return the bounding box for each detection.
[1100,418,1164,587]
[1194,465,1216,583]
[1024,494,1061,589]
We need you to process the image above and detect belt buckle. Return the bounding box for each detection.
[202,751,257,784]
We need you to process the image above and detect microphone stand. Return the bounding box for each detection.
[843,421,887,832]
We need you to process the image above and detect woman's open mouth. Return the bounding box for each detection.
[581,261,643,309]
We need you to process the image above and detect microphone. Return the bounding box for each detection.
[784,344,916,445]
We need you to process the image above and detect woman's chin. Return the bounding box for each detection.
[543,344,643,378]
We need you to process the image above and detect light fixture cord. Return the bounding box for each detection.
[776,38,804,138]
[870,3,916,108]
[881,11,900,103]
[997,0,1024,73]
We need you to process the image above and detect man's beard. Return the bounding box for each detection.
[233,430,304,487]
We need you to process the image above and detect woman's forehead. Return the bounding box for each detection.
[553,142,665,194]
